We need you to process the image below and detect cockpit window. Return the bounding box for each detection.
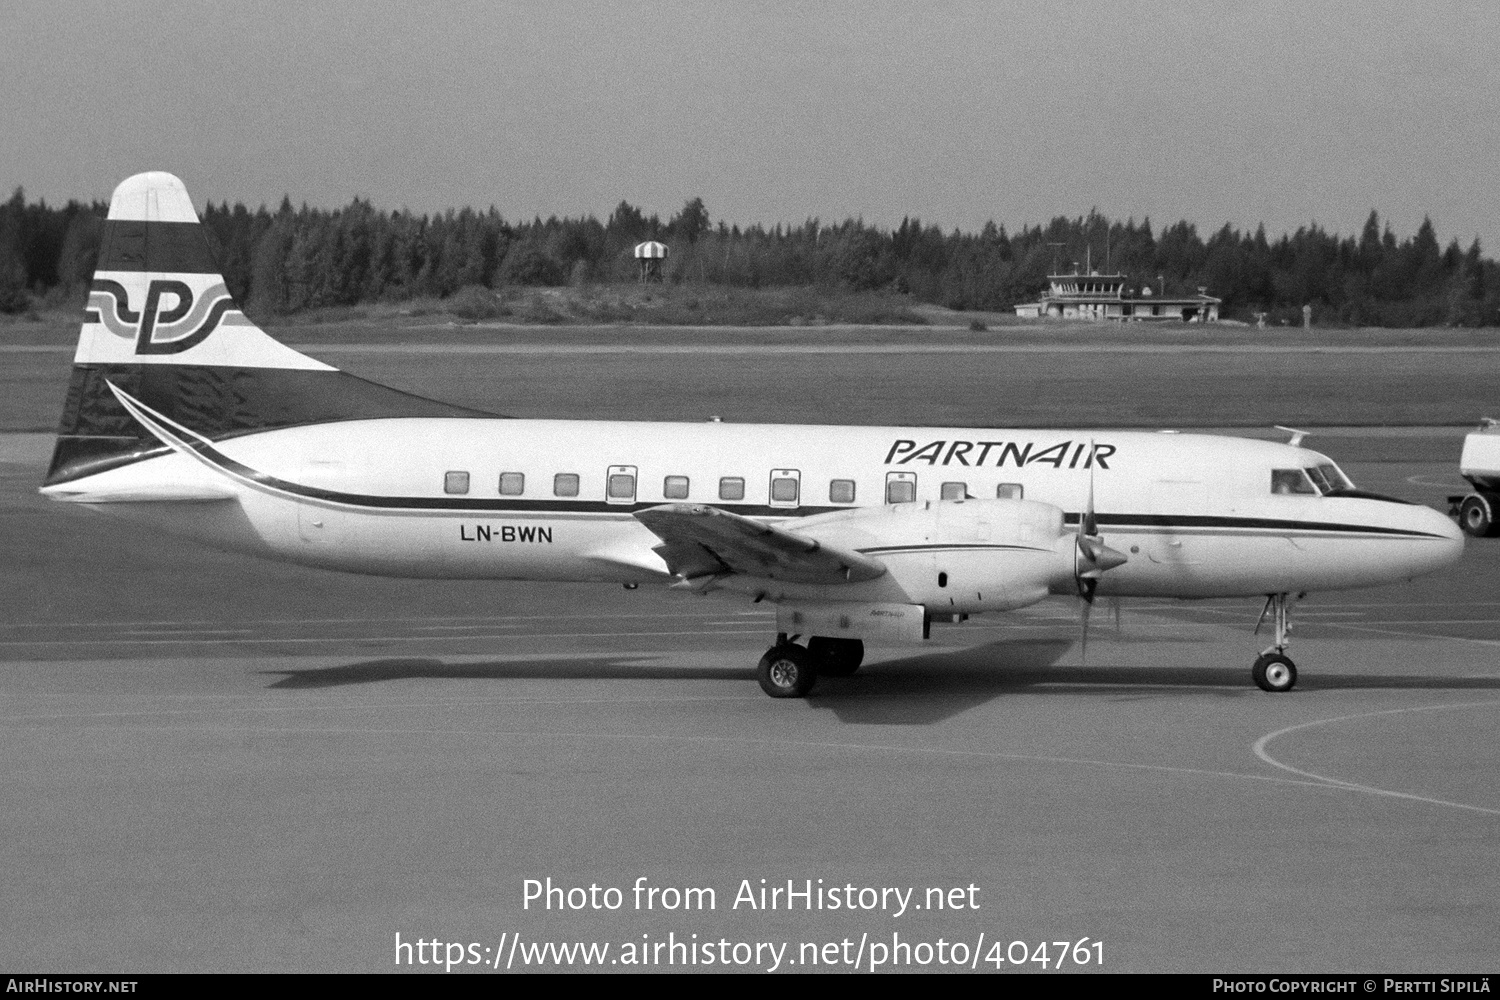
[1305,464,1354,495]
[1271,469,1318,495]
[1321,464,1353,492]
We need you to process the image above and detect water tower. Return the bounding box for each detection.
[634,240,668,283]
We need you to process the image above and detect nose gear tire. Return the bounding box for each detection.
[1252,652,1297,692]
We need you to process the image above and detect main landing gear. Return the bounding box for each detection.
[756,635,864,698]
[1252,592,1301,692]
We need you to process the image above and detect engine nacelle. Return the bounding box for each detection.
[787,498,1077,614]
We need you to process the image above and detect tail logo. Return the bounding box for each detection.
[87,277,237,355]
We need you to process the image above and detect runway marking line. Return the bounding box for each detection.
[9,698,1492,815]
[9,676,1497,815]
[0,716,1367,801]
[1253,700,1500,817]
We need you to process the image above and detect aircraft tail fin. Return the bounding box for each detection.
[75,172,333,372]
[46,172,488,488]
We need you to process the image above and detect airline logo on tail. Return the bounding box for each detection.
[69,172,332,371]
[87,275,239,355]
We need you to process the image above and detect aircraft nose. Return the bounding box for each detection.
[1409,503,1465,574]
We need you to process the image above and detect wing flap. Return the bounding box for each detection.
[634,503,886,585]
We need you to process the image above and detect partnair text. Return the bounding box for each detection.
[884,439,1116,468]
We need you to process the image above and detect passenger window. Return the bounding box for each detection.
[719,477,745,501]
[553,473,580,497]
[829,479,856,503]
[1272,469,1317,495]
[605,465,637,504]
[444,471,470,495]
[996,483,1023,500]
[664,475,689,499]
[498,472,525,495]
[885,471,917,504]
[769,469,801,507]
[940,482,967,500]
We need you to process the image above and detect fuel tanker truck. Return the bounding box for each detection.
[1451,418,1500,537]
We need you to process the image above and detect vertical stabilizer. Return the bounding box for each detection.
[45,172,490,488]
[79,172,332,370]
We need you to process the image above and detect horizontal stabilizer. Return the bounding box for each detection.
[634,503,886,585]
[44,482,236,503]
[581,541,674,579]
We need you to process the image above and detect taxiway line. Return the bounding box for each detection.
[1252,701,1500,816]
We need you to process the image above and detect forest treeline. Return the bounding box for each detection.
[2,185,1497,326]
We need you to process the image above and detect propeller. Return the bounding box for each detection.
[1074,440,1128,660]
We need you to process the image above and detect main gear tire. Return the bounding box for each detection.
[757,643,818,698]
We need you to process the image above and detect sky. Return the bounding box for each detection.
[4,0,1498,251]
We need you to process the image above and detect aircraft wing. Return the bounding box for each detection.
[634,503,886,586]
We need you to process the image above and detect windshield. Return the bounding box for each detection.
[1304,463,1355,495]
[1271,469,1318,495]
[1271,462,1357,497]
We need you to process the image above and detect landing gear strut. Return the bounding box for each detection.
[1252,592,1300,692]
[757,634,818,698]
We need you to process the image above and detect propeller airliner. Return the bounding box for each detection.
[40,173,1465,696]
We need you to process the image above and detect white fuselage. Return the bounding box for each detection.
[45,417,1465,611]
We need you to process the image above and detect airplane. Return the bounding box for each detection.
[39,172,1466,697]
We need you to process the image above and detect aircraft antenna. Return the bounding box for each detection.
[1274,425,1309,447]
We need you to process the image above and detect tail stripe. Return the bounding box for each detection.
[87,279,142,332]
[96,220,220,273]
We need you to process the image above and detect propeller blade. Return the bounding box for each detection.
[1072,441,1126,659]
[1080,594,1092,663]
[1083,438,1099,537]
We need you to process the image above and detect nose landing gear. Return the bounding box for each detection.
[1252,592,1301,692]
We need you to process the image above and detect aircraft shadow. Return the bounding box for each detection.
[261,640,1075,726]
[260,646,1500,730]
[809,640,1074,724]
[815,647,1500,723]
[262,656,752,689]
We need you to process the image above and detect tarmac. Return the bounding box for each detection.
[1,430,1496,973]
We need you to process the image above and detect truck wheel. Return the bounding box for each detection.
[1459,494,1497,537]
